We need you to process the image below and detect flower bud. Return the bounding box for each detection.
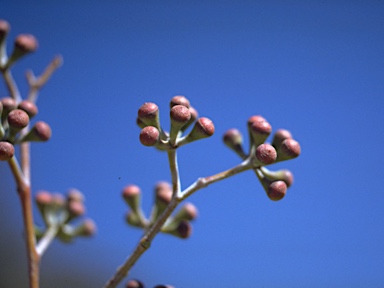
[267,180,287,201]
[6,34,38,69]
[181,105,198,132]
[255,143,277,165]
[260,167,294,188]
[126,279,145,288]
[173,203,198,222]
[122,184,142,214]
[1,97,17,121]
[67,201,86,219]
[178,117,214,146]
[169,104,191,144]
[7,109,30,135]
[18,100,38,118]
[153,181,172,220]
[271,129,292,149]
[67,188,85,203]
[172,220,192,239]
[137,102,161,129]
[276,138,301,161]
[21,121,52,142]
[76,219,96,237]
[170,95,190,108]
[139,126,159,146]
[0,141,14,161]
[0,19,10,43]
[250,119,271,146]
[223,128,246,158]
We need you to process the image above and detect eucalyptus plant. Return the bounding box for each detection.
[0,19,301,288]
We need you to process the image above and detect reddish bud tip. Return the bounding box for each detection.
[180,203,198,221]
[247,115,267,127]
[18,100,38,118]
[7,109,29,129]
[35,190,52,206]
[139,126,159,146]
[170,105,191,124]
[267,181,287,201]
[1,97,17,113]
[122,185,141,199]
[126,279,145,288]
[256,143,277,165]
[0,19,10,37]
[23,121,52,142]
[67,189,84,203]
[195,117,215,137]
[251,120,272,136]
[280,138,301,159]
[14,34,38,53]
[223,128,243,147]
[170,95,190,108]
[155,181,172,205]
[138,102,159,121]
[80,219,97,236]
[68,201,86,217]
[0,141,14,161]
[272,129,293,149]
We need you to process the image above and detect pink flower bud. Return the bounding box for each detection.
[18,100,38,118]
[15,34,38,53]
[272,129,292,149]
[0,19,10,39]
[250,119,271,145]
[255,143,277,165]
[122,184,141,213]
[22,121,52,142]
[179,117,214,145]
[223,128,246,158]
[169,105,191,144]
[7,109,29,130]
[0,141,14,161]
[139,126,159,146]
[137,102,160,128]
[267,180,287,201]
[277,138,301,161]
[170,95,190,108]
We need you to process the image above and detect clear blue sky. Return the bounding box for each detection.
[1,1,384,287]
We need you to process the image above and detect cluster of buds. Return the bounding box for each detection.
[0,19,51,161]
[137,95,214,149]
[126,279,174,288]
[223,116,301,201]
[122,182,198,239]
[34,189,96,243]
[0,19,38,71]
[0,97,52,160]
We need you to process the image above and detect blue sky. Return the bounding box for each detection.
[1,1,384,287]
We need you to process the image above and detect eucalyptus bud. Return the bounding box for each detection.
[0,141,14,161]
[178,117,214,146]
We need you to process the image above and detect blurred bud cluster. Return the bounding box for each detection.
[35,189,96,243]
[122,182,197,239]
[223,115,301,201]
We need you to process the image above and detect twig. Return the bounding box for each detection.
[2,69,21,102]
[26,55,63,103]
[8,156,40,288]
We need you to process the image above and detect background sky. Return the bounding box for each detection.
[1,1,384,287]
